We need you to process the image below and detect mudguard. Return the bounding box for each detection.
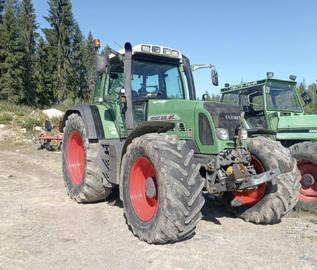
[60,104,105,140]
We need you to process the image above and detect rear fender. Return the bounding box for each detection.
[60,104,105,140]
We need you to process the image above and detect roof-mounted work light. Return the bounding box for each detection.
[289,75,297,81]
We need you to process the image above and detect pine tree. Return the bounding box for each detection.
[43,0,75,103]
[18,0,39,105]
[83,32,96,102]
[70,23,86,100]
[0,0,5,79]
[35,36,53,107]
[0,0,23,103]
[0,0,5,24]
[306,83,317,114]
[296,80,308,111]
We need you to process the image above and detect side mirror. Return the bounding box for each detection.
[212,69,218,86]
[300,92,312,105]
[95,54,110,74]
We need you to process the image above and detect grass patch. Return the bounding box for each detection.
[53,97,83,112]
[21,117,43,131]
[289,209,317,222]
[0,112,13,124]
[15,106,34,116]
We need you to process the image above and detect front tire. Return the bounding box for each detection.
[62,113,112,202]
[121,133,205,244]
[290,142,317,211]
[223,136,300,223]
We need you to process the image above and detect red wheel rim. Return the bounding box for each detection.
[130,157,158,221]
[67,130,85,185]
[297,159,317,203]
[232,156,266,205]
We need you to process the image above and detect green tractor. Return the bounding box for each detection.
[60,42,299,244]
[220,73,317,211]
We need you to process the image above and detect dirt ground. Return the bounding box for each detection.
[1,145,317,270]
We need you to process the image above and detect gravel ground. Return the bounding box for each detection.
[0,148,317,270]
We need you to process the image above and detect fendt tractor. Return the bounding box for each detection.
[220,73,317,211]
[60,41,300,244]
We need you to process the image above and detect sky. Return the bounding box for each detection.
[32,0,317,99]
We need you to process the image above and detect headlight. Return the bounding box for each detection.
[241,128,248,140]
[216,128,229,140]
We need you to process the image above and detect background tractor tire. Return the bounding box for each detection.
[223,136,300,224]
[290,142,317,212]
[121,133,205,244]
[62,113,112,202]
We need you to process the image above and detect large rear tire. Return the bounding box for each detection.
[223,136,300,223]
[62,113,112,202]
[121,133,205,244]
[290,142,317,211]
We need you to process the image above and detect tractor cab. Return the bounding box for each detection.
[220,74,306,138]
[92,41,219,143]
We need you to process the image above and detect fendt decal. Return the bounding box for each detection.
[148,114,180,121]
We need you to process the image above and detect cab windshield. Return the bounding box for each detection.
[266,84,302,112]
[131,59,185,99]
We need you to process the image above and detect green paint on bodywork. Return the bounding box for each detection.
[95,104,127,139]
[147,99,247,154]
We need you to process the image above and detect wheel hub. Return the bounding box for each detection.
[302,173,315,186]
[145,177,157,198]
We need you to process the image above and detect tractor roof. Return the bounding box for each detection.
[221,77,297,92]
[112,44,183,62]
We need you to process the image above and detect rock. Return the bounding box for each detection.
[0,124,4,129]
[43,108,64,119]
[34,126,42,131]
[20,128,27,134]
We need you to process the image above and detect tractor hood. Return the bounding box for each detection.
[276,114,317,141]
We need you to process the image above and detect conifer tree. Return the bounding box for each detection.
[0,0,23,103]
[84,32,97,102]
[43,0,75,103]
[70,23,86,100]
[0,0,5,78]
[35,36,53,107]
[18,0,39,105]
[0,0,5,24]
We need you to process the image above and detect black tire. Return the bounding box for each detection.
[290,142,317,211]
[222,136,300,224]
[121,133,205,244]
[62,113,112,202]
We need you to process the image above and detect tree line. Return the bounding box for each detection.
[0,0,96,108]
[1,0,316,114]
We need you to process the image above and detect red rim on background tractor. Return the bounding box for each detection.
[232,156,266,205]
[67,130,85,185]
[297,159,317,203]
[129,157,158,221]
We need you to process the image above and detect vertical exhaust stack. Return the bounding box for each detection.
[123,42,134,134]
